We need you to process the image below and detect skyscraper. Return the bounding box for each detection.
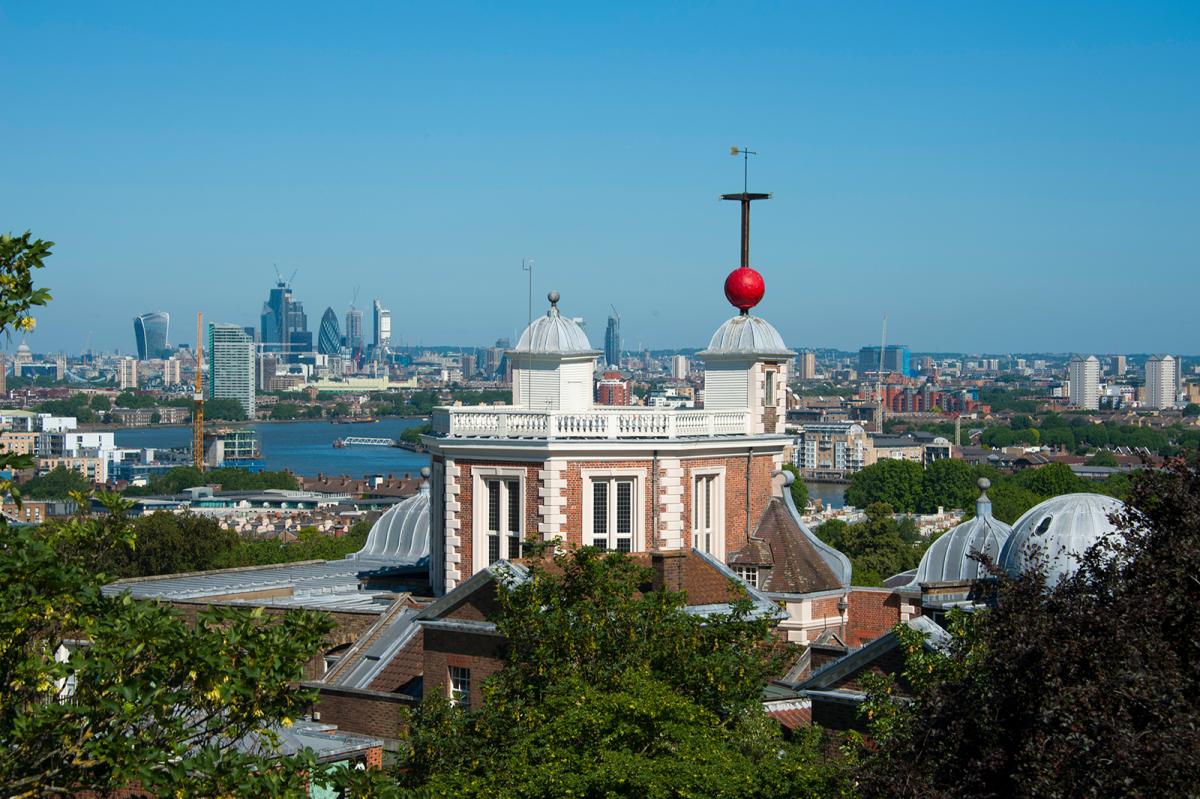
[1109,354,1127,377]
[373,300,392,352]
[261,277,310,358]
[345,306,364,357]
[209,324,256,418]
[604,314,621,367]
[858,345,912,377]
[133,312,170,360]
[671,355,689,380]
[318,307,342,356]
[796,351,816,381]
[1068,355,1100,410]
[118,357,139,390]
[260,279,291,346]
[1145,355,1177,410]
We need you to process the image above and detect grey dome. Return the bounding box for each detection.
[351,487,430,564]
[998,493,1125,586]
[700,315,794,358]
[907,504,1011,588]
[513,293,596,355]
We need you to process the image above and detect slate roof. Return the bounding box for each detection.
[728,494,851,594]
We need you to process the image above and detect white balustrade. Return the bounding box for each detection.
[431,406,752,440]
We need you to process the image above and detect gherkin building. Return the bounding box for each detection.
[318,307,342,355]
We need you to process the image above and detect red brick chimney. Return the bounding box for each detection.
[650,549,688,593]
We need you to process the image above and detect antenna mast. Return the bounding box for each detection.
[193,312,205,471]
[521,259,533,406]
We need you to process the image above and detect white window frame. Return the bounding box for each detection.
[765,370,776,407]
[691,467,725,558]
[448,666,471,709]
[582,468,645,553]
[734,565,759,588]
[472,466,525,572]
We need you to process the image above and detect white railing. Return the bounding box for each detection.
[431,406,752,440]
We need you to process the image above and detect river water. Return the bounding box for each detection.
[805,481,847,509]
[116,420,853,504]
[114,418,431,478]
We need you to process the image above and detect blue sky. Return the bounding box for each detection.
[2,1,1197,356]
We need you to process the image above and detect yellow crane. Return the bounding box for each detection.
[193,312,205,471]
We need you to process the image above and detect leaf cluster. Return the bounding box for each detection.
[853,455,1200,798]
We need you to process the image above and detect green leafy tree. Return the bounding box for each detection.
[206,397,248,421]
[1013,462,1084,497]
[1090,450,1119,467]
[20,466,92,499]
[388,546,847,797]
[115,391,156,409]
[854,455,1200,798]
[846,459,923,512]
[89,394,111,412]
[916,458,978,513]
[100,512,240,577]
[0,232,330,796]
[983,480,1043,524]
[1183,403,1200,418]
[781,463,810,509]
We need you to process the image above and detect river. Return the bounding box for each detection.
[805,481,847,509]
[114,418,431,478]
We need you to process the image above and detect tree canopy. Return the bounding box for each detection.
[205,397,248,421]
[0,232,331,796]
[854,455,1200,797]
[377,546,848,797]
[20,466,92,498]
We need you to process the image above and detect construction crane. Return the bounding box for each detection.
[875,314,888,432]
[193,312,205,471]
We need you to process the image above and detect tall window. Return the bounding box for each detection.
[765,370,775,406]
[485,478,522,562]
[449,666,471,709]
[591,477,635,552]
[693,474,720,555]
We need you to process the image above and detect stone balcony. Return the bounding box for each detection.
[430,406,753,440]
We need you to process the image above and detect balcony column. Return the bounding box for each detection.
[606,413,617,439]
[497,413,508,437]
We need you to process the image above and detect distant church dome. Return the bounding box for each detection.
[701,314,793,358]
[998,493,1126,586]
[905,479,1012,588]
[513,291,597,355]
[16,341,30,354]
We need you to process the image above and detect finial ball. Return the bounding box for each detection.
[420,466,431,479]
[724,267,765,313]
[978,477,991,491]
[547,290,560,306]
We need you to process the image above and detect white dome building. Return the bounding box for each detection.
[998,493,1126,586]
[904,479,1012,589]
[699,315,794,436]
[703,314,793,358]
[509,291,602,412]
[350,476,431,567]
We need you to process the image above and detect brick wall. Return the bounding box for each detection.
[308,684,415,740]
[811,695,865,731]
[422,627,505,710]
[845,590,907,647]
[457,459,545,576]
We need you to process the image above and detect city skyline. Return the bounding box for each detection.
[3,3,1198,354]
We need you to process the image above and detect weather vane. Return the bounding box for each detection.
[731,146,757,193]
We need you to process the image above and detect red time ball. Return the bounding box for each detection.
[724,266,765,312]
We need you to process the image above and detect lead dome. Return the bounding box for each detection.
[351,480,431,565]
[513,291,597,355]
[701,314,793,357]
[998,493,1126,586]
[905,479,1012,588]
